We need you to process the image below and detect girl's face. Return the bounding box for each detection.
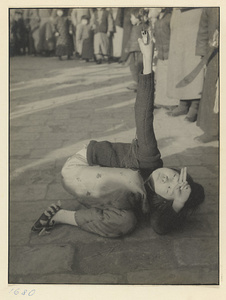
[148,168,180,200]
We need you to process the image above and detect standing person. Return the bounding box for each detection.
[167,8,204,122]
[37,8,56,56]
[153,8,179,108]
[26,9,40,55]
[125,8,147,92]
[54,8,74,60]
[10,9,27,55]
[92,8,114,64]
[70,8,91,58]
[23,9,34,55]
[195,8,219,143]
[10,9,16,56]
[108,7,124,62]
[32,31,204,238]
[119,8,133,63]
[77,15,94,62]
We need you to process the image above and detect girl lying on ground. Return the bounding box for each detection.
[32,30,205,238]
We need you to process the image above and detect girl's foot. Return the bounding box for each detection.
[31,201,62,235]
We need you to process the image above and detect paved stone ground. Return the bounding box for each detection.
[9,55,219,285]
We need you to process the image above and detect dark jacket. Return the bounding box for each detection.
[93,9,114,34]
[196,7,219,56]
[125,23,143,53]
[154,11,172,60]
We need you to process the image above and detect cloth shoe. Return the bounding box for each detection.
[127,82,138,92]
[194,133,218,143]
[31,201,62,235]
[167,100,190,117]
[185,99,200,122]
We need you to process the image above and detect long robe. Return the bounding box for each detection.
[167,8,204,100]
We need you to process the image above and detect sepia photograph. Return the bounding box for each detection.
[8,4,219,288]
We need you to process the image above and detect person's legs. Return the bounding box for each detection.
[94,32,102,63]
[127,53,138,91]
[32,203,137,238]
[185,99,200,122]
[168,100,190,116]
[74,207,137,237]
[99,32,109,63]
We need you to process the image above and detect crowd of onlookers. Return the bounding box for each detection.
[10,7,219,143]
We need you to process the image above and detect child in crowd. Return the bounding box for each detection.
[70,8,91,58]
[77,15,94,62]
[32,30,204,238]
[92,8,114,64]
[54,9,74,60]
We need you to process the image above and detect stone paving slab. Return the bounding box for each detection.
[126,267,219,285]
[174,238,218,267]
[11,273,122,284]
[9,244,74,278]
[73,240,179,276]
[10,184,48,201]
[10,131,41,141]
[33,273,122,284]
[45,183,74,200]
[10,169,56,186]
[10,222,32,246]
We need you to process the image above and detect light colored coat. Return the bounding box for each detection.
[167,8,204,100]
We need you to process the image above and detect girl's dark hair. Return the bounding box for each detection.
[146,168,205,214]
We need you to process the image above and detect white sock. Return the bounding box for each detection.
[51,210,78,226]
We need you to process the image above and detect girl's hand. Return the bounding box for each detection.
[179,167,187,183]
[172,167,191,213]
